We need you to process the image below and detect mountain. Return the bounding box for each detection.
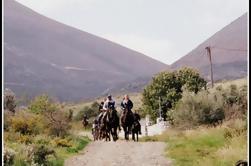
[171,13,247,81]
[4,0,168,101]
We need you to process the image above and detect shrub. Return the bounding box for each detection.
[171,90,224,129]
[28,95,57,114]
[34,135,50,145]
[53,138,72,147]
[44,110,71,137]
[170,82,247,129]
[19,135,33,144]
[4,88,16,113]
[33,145,56,165]
[4,147,16,166]
[10,111,41,135]
[74,102,100,121]
[28,95,71,137]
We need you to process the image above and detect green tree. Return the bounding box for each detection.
[142,67,206,121]
[28,95,71,137]
[177,67,207,93]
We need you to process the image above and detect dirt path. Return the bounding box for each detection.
[64,140,171,166]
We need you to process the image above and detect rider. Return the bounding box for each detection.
[120,94,133,114]
[82,114,89,127]
[103,94,121,131]
[120,94,141,134]
[103,94,115,111]
[97,98,106,124]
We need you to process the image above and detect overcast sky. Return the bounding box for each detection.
[15,0,248,65]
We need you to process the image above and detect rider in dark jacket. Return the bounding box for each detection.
[120,94,133,112]
[120,95,141,134]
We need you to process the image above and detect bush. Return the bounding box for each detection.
[44,110,71,137]
[171,82,247,129]
[74,102,100,121]
[33,145,56,165]
[53,138,72,147]
[4,147,16,166]
[27,95,72,137]
[170,90,224,128]
[4,88,16,113]
[28,95,56,114]
[19,135,33,144]
[10,111,42,135]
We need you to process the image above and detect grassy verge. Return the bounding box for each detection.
[5,135,90,166]
[140,119,247,166]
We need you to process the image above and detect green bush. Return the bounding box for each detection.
[33,145,56,165]
[74,101,100,121]
[27,95,72,137]
[10,112,42,135]
[53,138,72,147]
[171,82,247,129]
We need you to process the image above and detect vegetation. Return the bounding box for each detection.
[142,67,206,121]
[140,78,247,166]
[74,101,100,121]
[141,118,247,166]
[4,88,16,114]
[4,91,91,166]
[170,79,247,129]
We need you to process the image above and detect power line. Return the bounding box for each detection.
[211,46,247,52]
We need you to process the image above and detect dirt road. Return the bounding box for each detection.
[64,140,171,166]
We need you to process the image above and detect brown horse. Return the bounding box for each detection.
[131,113,141,142]
[100,110,111,141]
[82,117,89,129]
[108,109,120,141]
[121,108,134,140]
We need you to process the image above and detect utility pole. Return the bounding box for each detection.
[159,96,162,119]
[205,46,214,88]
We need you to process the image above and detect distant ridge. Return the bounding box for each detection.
[171,13,247,81]
[4,0,168,101]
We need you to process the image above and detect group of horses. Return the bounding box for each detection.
[92,108,141,142]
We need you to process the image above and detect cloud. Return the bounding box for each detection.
[102,34,179,64]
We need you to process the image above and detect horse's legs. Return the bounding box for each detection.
[132,131,135,141]
[123,126,128,140]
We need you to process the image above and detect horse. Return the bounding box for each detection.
[108,109,120,141]
[92,120,100,141]
[100,111,111,141]
[235,160,248,166]
[121,108,134,140]
[82,117,89,129]
[131,113,141,142]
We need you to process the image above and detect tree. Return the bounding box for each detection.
[176,67,207,93]
[142,67,206,121]
[28,95,71,137]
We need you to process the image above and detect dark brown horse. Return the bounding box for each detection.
[132,113,141,142]
[100,111,111,141]
[121,108,134,140]
[82,117,89,129]
[108,109,120,141]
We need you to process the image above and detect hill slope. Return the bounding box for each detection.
[4,0,168,101]
[171,13,247,81]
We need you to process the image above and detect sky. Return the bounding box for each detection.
[15,0,248,65]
